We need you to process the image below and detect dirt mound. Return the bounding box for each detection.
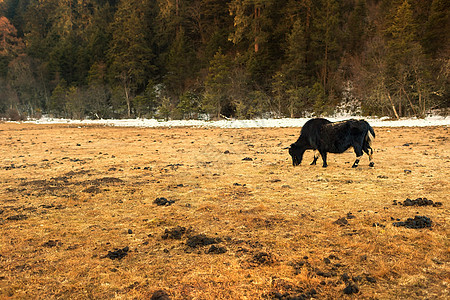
[251,251,275,265]
[150,290,171,300]
[186,234,221,248]
[6,214,28,221]
[393,216,432,229]
[82,186,102,194]
[334,217,349,226]
[343,283,359,295]
[162,226,186,240]
[103,246,130,260]
[154,197,175,206]
[42,240,62,248]
[271,289,317,300]
[393,197,442,207]
[207,245,227,254]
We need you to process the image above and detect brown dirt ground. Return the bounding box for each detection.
[0,122,448,299]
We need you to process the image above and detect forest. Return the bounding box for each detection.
[0,0,448,120]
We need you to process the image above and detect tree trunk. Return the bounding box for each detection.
[124,81,131,118]
[401,86,417,116]
[387,92,400,119]
[323,42,328,90]
[176,0,181,35]
[254,6,260,52]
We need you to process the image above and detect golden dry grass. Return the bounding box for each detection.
[0,123,448,299]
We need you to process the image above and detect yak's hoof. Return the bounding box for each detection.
[369,162,375,167]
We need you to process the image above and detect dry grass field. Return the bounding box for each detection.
[0,122,448,299]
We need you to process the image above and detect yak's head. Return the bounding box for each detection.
[287,143,306,166]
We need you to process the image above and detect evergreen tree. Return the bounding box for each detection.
[283,19,308,87]
[107,0,156,117]
[423,0,450,57]
[346,0,368,55]
[385,0,426,116]
[177,91,202,119]
[229,0,278,87]
[86,62,111,119]
[203,49,233,118]
[48,79,67,117]
[310,0,340,95]
[187,0,233,64]
[22,0,57,62]
[163,28,197,103]
[273,18,310,117]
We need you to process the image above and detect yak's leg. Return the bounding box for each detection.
[352,145,364,168]
[320,151,328,168]
[363,146,374,167]
[310,150,320,165]
[352,155,363,168]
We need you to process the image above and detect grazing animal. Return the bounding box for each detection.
[288,118,375,168]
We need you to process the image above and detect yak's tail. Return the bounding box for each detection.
[365,123,375,153]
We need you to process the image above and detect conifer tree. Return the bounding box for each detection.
[347,0,368,55]
[385,0,425,116]
[423,0,450,57]
[310,0,340,95]
[204,49,233,118]
[108,0,156,117]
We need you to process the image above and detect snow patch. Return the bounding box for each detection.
[22,115,450,128]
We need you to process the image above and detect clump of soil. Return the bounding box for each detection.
[207,245,227,254]
[82,186,102,194]
[334,213,355,226]
[42,240,62,248]
[290,259,310,275]
[103,246,129,260]
[250,251,275,265]
[7,214,28,221]
[272,288,317,300]
[393,197,442,207]
[343,283,359,294]
[154,197,175,206]
[186,234,221,248]
[162,226,186,240]
[315,270,335,278]
[334,217,349,226]
[393,216,432,229]
[40,204,65,209]
[150,289,171,300]
[346,212,356,219]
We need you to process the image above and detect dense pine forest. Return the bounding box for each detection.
[0,0,448,120]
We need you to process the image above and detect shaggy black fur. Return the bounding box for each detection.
[288,118,375,168]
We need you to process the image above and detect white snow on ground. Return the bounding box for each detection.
[22,115,450,128]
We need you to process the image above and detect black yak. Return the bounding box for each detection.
[288,118,375,168]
